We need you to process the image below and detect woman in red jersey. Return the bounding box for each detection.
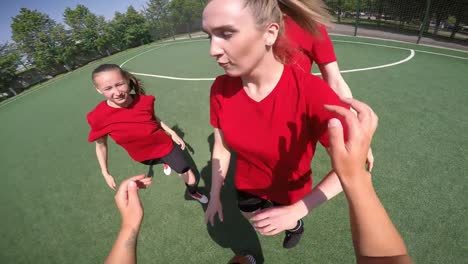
[282,6,374,170]
[203,0,352,249]
[87,64,208,204]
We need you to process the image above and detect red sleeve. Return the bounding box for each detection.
[210,77,223,128]
[305,75,348,148]
[311,25,337,65]
[87,111,107,142]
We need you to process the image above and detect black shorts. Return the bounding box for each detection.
[237,190,282,213]
[140,143,190,174]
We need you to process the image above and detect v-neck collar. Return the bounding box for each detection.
[241,66,286,104]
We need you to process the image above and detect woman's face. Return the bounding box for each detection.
[202,0,271,77]
[93,69,131,106]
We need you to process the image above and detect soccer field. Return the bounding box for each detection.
[0,35,467,263]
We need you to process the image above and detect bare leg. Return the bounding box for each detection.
[180,169,196,185]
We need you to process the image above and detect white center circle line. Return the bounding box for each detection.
[129,40,416,81]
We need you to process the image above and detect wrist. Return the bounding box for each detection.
[291,201,309,220]
[340,171,373,191]
[209,190,221,200]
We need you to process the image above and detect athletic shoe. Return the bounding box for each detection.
[189,192,209,204]
[283,220,304,249]
[163,163,171,175]
[228,254,256,264]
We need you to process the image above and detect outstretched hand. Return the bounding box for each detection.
[324,97,378,184]
[115,174,152,229]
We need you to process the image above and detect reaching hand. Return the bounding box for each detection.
[114,175,152,229]
[324,97,378,183]
[250,205,302,235]
[205,197,223,226]
[170,132,186,150]
[104,174,117,190]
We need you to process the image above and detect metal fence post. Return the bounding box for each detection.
[354,0,361,36]
[417,0,432,44]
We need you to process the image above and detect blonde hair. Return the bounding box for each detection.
[278,0,332,35]
[240,0,332,62]
[92,64,146,95]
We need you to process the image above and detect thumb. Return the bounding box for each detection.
[328,118,346,155]
[127,181,141,207]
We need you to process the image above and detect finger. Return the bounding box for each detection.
[218,208,224,222]
[261,228,281,236]
[139,178,153,186]
[115,182,129,209]
[127,181,142,208]
[367,159,374,172]
[204,212,209,224]
[180,141,186,150]
[250,209,270,222]
[210,214,215,226]
[324,104,359,140]
[253,219,272,229]
[327,118,347,156]
[341,98,374,124]
[257,224,276,235]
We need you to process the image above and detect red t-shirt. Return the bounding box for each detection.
[210,65,347,205]
[87,94,173,162]
[284,16,337,73]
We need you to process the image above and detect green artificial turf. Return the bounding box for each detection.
[0,36,467,263]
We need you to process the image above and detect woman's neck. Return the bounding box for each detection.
[241,55,284,102]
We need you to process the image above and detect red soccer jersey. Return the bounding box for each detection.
[87,94,173,162]
[210,65,347,205]
[284,16,337,73]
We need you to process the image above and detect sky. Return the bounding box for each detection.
[0,0,149,43]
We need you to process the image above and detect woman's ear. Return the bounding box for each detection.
[264,22,280,47]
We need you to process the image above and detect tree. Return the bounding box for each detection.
[143,0,175,40]
[0,42,21,90]
[169,0,205,39]
[63,5,101,53]
[11,8,72,72]
[108,6,152,50]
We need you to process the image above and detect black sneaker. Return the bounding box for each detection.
[283,220,304,249]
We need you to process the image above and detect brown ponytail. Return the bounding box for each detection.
[278,0,332,35]
[91,64,146,95]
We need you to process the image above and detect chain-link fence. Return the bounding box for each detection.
[325,0,468,45]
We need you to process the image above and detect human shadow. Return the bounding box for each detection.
[200,133,265,263]
[168,125,207,200]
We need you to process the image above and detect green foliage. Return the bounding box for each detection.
[143,0,175,40]
[108,6,152,50]
[64,5,102,53]
[11,8,71,72]
[0,50,20,89]
[168,0,206,38]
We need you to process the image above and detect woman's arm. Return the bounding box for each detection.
[95,135,116,190]
[156,117,186,149]
[319,62,375,171]
[325,98,411,262]
[205,128,231,225]
[318,61,353,98]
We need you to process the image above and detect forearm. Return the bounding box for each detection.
[104,226,139,264]
[319,62,353,98]
[159,121,173,134]
[343,174,408,258]
[96,144,109,174]
[292,170,343,218]
[210,147,230,198]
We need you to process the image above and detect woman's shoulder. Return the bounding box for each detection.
[87,100,108,125]
[211,74,241,95]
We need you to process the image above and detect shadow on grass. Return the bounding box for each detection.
[200,133,265,263]
[166,126,264,263]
